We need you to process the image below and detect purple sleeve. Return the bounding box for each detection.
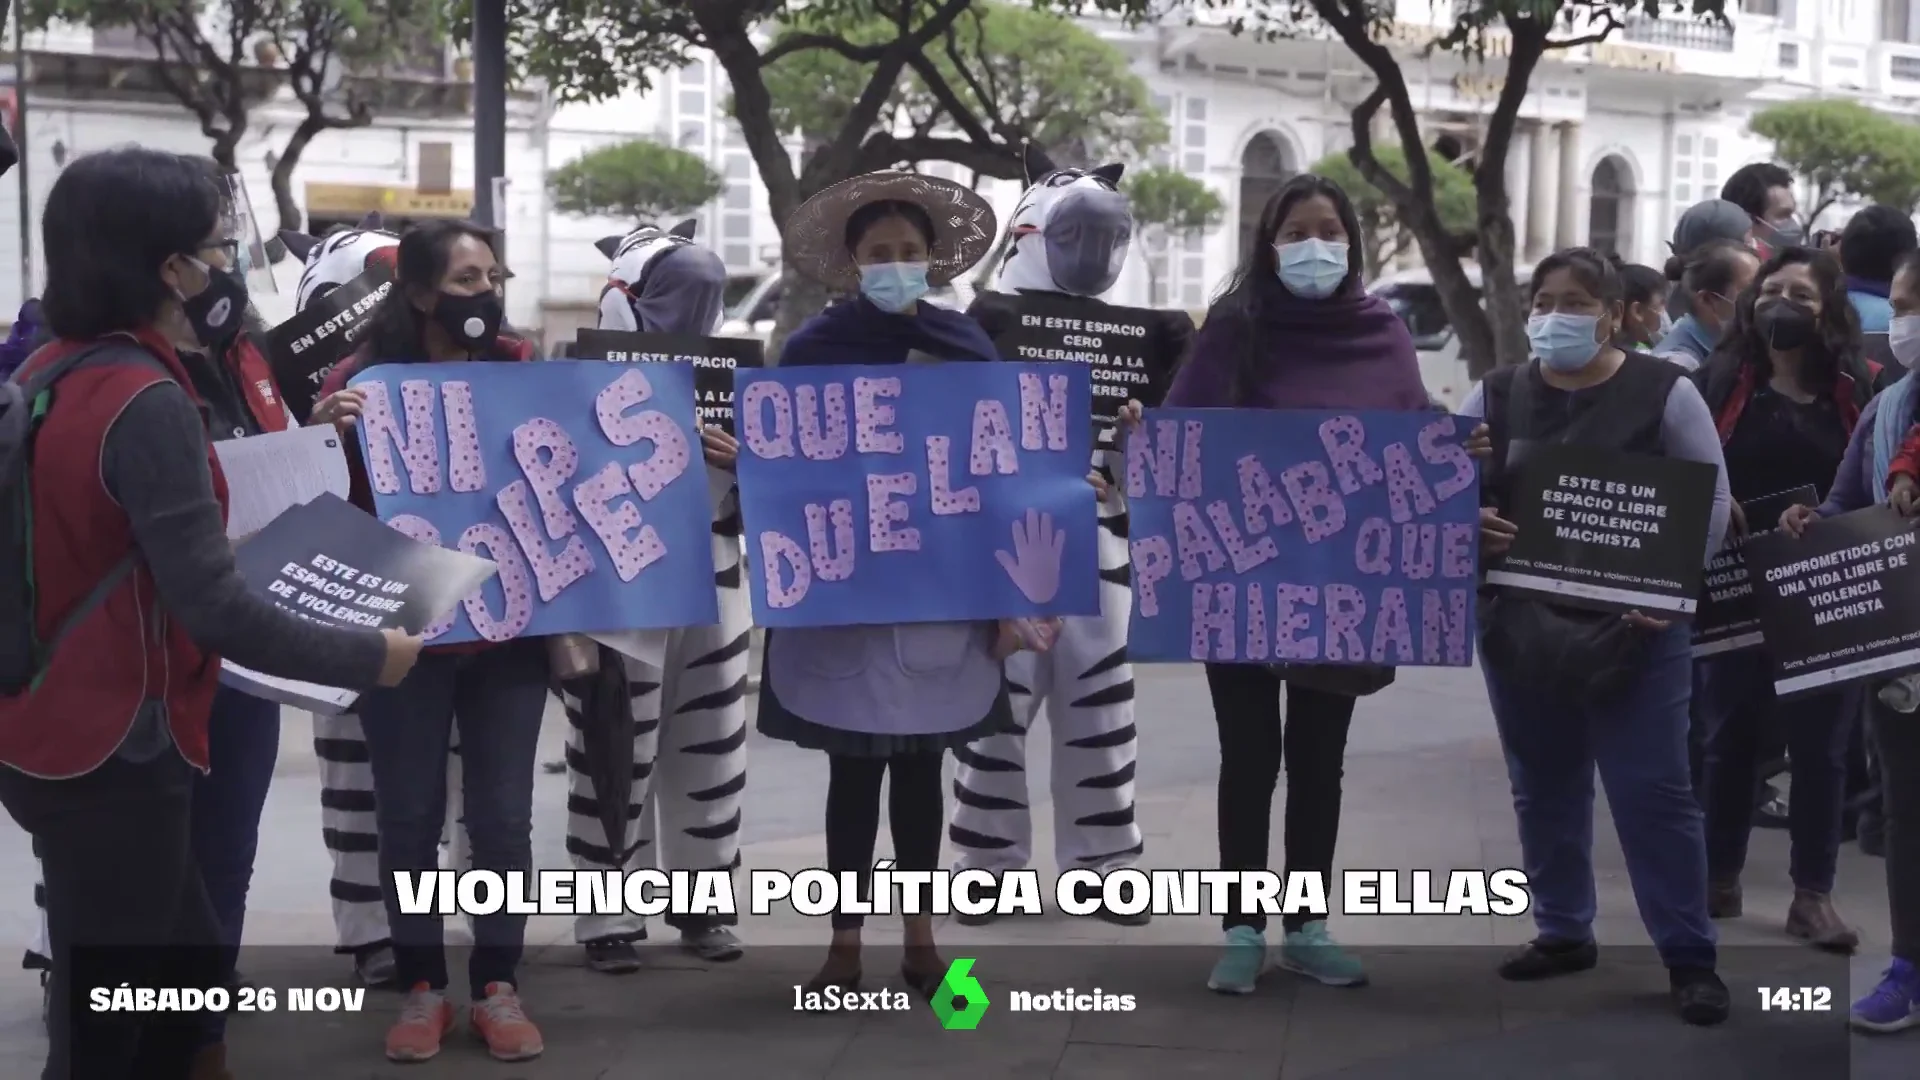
[1161,313,1238,408]
[1817,396,1879,518]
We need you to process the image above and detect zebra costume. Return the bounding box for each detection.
[949,150,1194,901]
[563,220,750,960]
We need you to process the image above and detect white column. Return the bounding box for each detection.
[1506,126,1532,261]
[1555,122,1584,249]
[1527,121,1558,260]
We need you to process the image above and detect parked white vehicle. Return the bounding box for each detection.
[1371,264,1529,413]
[719,272,979,346]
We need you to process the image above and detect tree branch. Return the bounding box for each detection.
[807,0,976,189]
[856,132,1019,178]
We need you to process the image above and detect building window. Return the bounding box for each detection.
[725,243,752,267]
[679,89,707,116]
[1779,42,1800,68]
[723,123,745,147]
[1885,0,1919,42]
[1184,151,1205,172]
[681,60,707,83]
[679,122,706,150]
[724,214,751,239]
[725,186,751,210]
[1184,232,1205,253]
[1186,97,1207,122]
[1182,282,1203,307]
[1897,55,1920,81]
[1185,124,1206,148]
[725,154,750,180]
[1587,156,1633,256]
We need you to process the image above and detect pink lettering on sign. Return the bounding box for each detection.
[1179,421,1205,499]
[360,379,442,495]
[854,377,904,454]
[759,531,810,608]
[1318,415,1384,494]
[1421,588,1470,664]
[1127,418,1179,498]
[571,462,666,582]
[867,473,921,552]
[1245,583,1269,661]
[1418,417,1478,502]
[1370,587,1415,664]
[796,383,850,461]
[496,480,595,602]
[512,418,582,539]
[1354,518,1392,575]
[1440,523,1475,578]
[1017,372,1070,451]
[594,368,692,500]
[1280,461,1347,542]
[457,522,535,641]
[1205,499,1278,574]
[1400,524,1438,579]
[1381,442,1437,523]
[1190,582,1235,661]
[1130,535,1173,617]
[441,381,486,493]
[1171,501,1227,581]
[742,381,795,459]
[805,499,857,581]
[1323,583,1366,662]
[1237,455,1294,534]
[969,400,1018,476]
[926,436,980,515]
[385,514,455,640]
[1273,583,1319,661]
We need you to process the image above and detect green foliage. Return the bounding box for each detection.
[548,139,725,221]
[1123,165,1225,236]
[1750,99,1920,219]
[760,2,1166,167]
[1310,146,1476,276]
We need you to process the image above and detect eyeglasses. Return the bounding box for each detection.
[200,238,241,264]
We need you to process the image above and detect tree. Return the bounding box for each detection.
[549,138,726,221]
[25,0,281,168]
[1121,165,1225,303]
[1310,146,1476,279]
[1222,1,1731,377]
[263,0,446,233]
[490,0,1162,356]
[1750,98,1920,224]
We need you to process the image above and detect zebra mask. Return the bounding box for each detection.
[996,145,1133,298]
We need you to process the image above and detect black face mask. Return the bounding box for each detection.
[431,290,503,353]
[179,258,249,350]
[1755,299,1817,351]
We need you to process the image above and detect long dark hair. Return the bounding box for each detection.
[1212,173,1367,403]
[1710,245,1860,387]
[361,219,512,363]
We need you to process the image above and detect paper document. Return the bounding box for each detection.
[221,663,359,715]
[215,426,352,539]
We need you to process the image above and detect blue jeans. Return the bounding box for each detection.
[189,685,282,1043]
[1484,623,1716,969]
[356,640,548,999]
[1699,649,1856,892]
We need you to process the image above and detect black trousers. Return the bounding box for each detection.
[1205,665,1357,934]
[0,749,224,1080]
[1870,695,1920,961]
[823,752,944,931]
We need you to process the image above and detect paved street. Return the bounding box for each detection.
[0,662,1906,1077]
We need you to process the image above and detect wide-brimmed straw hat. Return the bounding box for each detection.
[783,171,997,291]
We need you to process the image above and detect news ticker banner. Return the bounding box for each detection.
[1126,407,1481,665]
[732,361,1100,627]
[348,360,721,644]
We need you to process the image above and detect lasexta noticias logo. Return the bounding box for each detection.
[930,957,989,1030]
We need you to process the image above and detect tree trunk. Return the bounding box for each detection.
[271,115,328,234]
[211,129,242,172]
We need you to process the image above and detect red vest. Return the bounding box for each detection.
[228,334,294,433]
[0,329,228,778]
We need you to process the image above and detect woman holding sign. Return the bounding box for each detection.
[313,220,552,1064]
[1692,244,1886,955]
[762,171,1060,998]
[1467,247,1734,1026]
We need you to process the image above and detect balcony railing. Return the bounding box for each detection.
[1620,13,1736,52]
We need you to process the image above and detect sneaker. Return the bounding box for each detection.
[680,926,745,962]
[1851,959,1920,1033]
[470,982,544,1062]
[1279,920,1368,987]
[1206,926,1267,994]
[584,938,642,974]
[1669,965,1730,1026]
[384,984,454,1062]
[1497,937,1599,981]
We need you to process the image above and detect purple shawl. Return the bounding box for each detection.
[0,299,43,382]
[1164,279,1429,411]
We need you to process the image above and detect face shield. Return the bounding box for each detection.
[1042,184,1134,297]
[216,172,279,296]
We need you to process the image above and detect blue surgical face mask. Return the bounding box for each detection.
[859,261,930,314]
[1528,312,1604,372]
[1274,239,1350,300]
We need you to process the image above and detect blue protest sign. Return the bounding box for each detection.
[347,361,719,644]
[1127,408,1480,665]
[734,362,1100,627]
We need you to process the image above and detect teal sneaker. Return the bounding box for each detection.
[1279,920,1368,987]
[1206,926,1268,994]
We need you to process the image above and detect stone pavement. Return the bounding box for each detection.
[0,663,1906,1077]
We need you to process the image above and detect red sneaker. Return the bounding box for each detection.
[384,983,453,1062]
[469,982,544,1061]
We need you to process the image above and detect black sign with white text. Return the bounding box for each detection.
[264,267,395,424]
[1742,505,1920,697]
[574,329,764,436]
[1485,444,1718,616]
[1691,485,1819,657]
[991,295,1175,421]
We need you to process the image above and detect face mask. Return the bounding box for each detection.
[1891,316,1920,370]
[859,261,930,314]
[1274,239,1349,300]
[175,256,247,350]
[1755,298,1817,351]
[1527,312,1604,372]
[431,290,504,353]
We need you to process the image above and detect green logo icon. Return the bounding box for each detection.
[930,957,989,1030]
